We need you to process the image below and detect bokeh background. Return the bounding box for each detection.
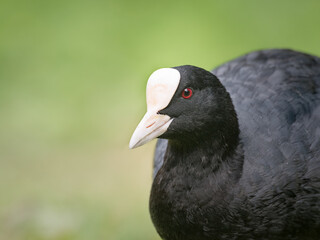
[1,0,320,239]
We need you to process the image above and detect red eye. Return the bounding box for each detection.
[182,88,193,99]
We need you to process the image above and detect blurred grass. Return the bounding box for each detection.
[0,0,320,239]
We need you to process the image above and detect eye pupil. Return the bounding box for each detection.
[182,88,193,99]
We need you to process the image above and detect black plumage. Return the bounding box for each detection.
[147,49,320,240]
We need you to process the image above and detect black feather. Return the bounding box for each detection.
[150,49,320,240]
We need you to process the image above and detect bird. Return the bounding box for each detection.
[129,49,320,240]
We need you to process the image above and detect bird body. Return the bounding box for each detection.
[130,49,320,240]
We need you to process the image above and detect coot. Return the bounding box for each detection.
[129,49,320,240]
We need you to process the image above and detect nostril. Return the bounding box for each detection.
[146,122,155,128]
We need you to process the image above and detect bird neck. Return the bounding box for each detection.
[150,138,244,240]
[152,133,244,203]
[163,136,243,179]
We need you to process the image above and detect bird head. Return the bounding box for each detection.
[129,65,238,149]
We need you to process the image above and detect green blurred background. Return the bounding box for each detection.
[1,0,320,239]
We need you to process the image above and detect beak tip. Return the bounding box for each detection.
[129,143,136,149]
[129,140,136,149]
[129,135,140,149]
